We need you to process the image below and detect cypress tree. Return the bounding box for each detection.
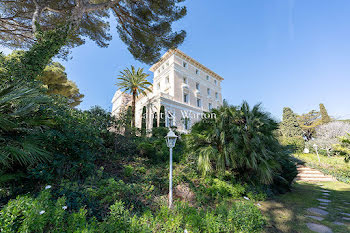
[159,105,166,127]
[280,107,303,137]
[141,106,147,136]
[153,112,158,128]
[319,103,331,124]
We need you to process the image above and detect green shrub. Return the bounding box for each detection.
[100,201,133,232]
[130,201,265,233]
[124,165,134,177]
[279,136,305,153]
[206,178,246,199]
[0,189,98,233]
[1,189,265,233]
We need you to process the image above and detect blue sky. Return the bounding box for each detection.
[2,0,350,120]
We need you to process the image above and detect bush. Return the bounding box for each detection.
[279,136,305,153]
[1,190,265,233]
[271,156,298,194]
[206,178,245,199]
[186,101,297,192]
[137,127,184,164]
[0,189,98,233]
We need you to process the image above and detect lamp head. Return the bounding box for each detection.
[165,129,178,148]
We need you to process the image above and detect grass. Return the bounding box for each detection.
[259,181,350,233]
[293,153,350,183]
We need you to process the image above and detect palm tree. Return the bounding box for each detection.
[0,80,52,170]
[187,101,285,185]
[116,66,152,128]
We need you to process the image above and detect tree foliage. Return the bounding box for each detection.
[2,51,84,107]
[0,26,119,186]
[333,133,350,162]
[0,80,52,170]
[312,121,350,156]
[116,66,152,127]
[186,101,297,187]
[280,107,303,138]
[0,0,187,64]
[0,25,69,83]
[319,103,331,124]
[141,106,146,136]
[159,105,166,127]
[152,112,158,128]
[38,62,84,107]
[297,110,321,140]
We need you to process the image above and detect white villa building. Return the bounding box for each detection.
[111,49,224,133]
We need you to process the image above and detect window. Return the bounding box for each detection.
[183,93,188,103]
[196,69,199,74]
[196,83,200,90]
[197,98,201,107]
[215,92,218,100]
[157,83,160,90]
[166,62,169,66]
[183,62,187,68]
[209,103,212,110]
[158,69,160,74]
[206,75,210,81]
[166,76,169,84]
[167,113,174,127]
[183,77,187,84]
[214,79,217,85]
[207,88,211,95]
[162,65,164,70]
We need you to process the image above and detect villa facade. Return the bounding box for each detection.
[111,49,224,133]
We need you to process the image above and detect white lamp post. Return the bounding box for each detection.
[165,128,178,208]
[313,144,320,162]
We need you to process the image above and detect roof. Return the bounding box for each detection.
[149,49,224,81]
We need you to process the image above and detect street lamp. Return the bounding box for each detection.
[313,144,320,162]
[165,128,178,208]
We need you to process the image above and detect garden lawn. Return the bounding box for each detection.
[259,181,350,233]
[294,153,350,183]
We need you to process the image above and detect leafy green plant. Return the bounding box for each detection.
[206,178,245,199]
[0,80,51,170]
[124,165,134,177]
[186,101,297,191]
[334,133,350,162]
[0,189,98,233]
[279,136,305,153]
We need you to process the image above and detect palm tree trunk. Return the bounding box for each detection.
[132,90,136,128]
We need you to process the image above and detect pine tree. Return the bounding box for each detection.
[280,107,303,138]
[0,0,186,64]
[319,103,331,124]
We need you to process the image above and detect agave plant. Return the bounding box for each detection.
[0,80,52,170]
[187,101,287,185]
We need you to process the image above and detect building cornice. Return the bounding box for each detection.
[149,49,224,81]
